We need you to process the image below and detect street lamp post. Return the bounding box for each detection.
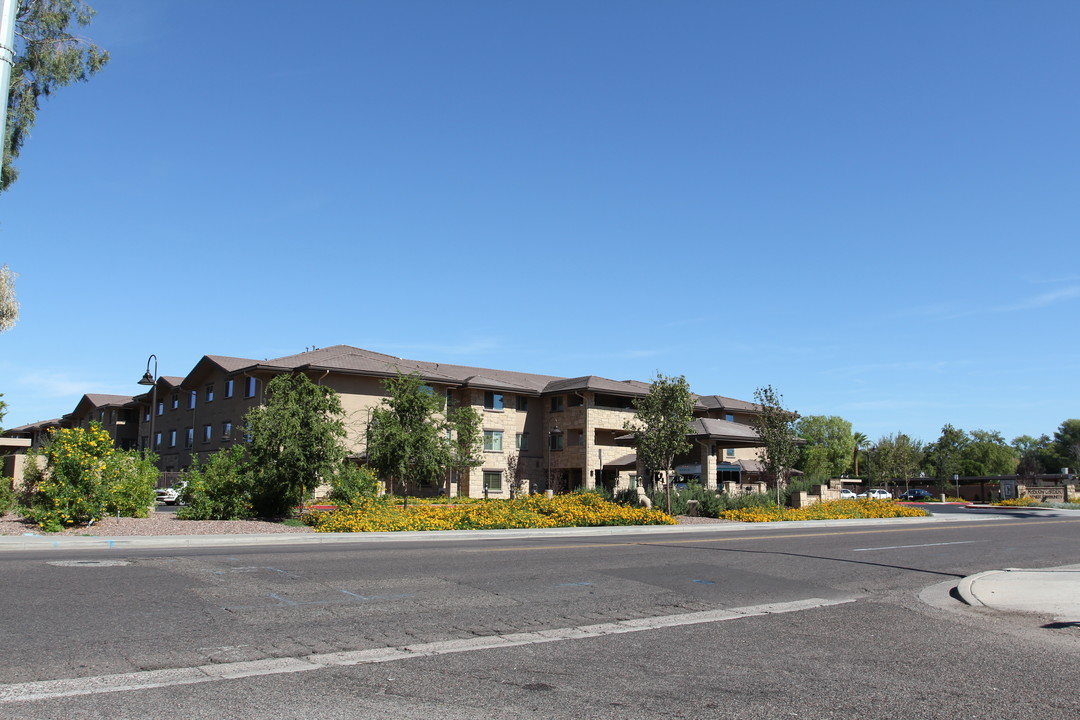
[138,354,158,456]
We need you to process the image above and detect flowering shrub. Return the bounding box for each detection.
[20,423,157,530]
[302,491,677,532]
[719,499,928,522]
[993,497,1041,507]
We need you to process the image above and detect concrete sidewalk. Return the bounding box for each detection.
[957,566,1080,620]
[0,511,1002,552]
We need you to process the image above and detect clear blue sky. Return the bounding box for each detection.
[2,0,1078,445]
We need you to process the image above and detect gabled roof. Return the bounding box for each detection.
[694,395,761,414]
[259,345,562,394]
[2,418,62,437]
[69,394,136,417]
[689,418,763,447]
[129,344,759,409]
[182,354,262,385]
[542,375,651,396]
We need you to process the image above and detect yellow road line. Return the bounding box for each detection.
[462,518,1080,553]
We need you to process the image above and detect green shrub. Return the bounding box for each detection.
[647,482,730,517]
[177,446,254,520]
[327,464,380,505]
[0,475,14,515]
[720,491,777,511]
[613,488,641,506]
[100,452,158,518]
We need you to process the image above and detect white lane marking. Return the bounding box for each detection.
[852,540,976,552]
[0,597,854,704]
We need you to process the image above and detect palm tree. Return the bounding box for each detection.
[852,432,868,476]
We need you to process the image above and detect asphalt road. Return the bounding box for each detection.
[1,512,1078,719]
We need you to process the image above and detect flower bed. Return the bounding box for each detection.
[719,499,929,523]
[992,497,1042,507]
[302,492,676,532]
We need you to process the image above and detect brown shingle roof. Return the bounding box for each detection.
[694,395,761,414]
[689,418,763,446]
[543,376,652,396]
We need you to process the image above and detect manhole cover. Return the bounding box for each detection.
[47,560,131,567]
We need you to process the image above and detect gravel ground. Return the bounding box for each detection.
[0,510,315,536]
[0,509,731,536]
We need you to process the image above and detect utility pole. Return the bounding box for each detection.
[0,0,17,148]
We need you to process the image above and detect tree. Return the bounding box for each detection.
[0,265,17,332]
[244,373,349,516]
[961,430,1017,476]
[1049,419,1080,473]
[624,373,695,515]
[365,372,450,496]
[752,385,800,505]
[851,431,868,476]
[923,424,968,483]
[868,433,922,489]
[795,415,854,480]
[446,403,483,495]
[3,0,109,191]
[1013,434,1051,479]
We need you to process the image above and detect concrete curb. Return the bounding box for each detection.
[0,512,996,553]
[956,569,998,607]
[956,565,1080,617]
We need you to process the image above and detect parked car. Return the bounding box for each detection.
[899,488,934,501]
[857,488,893,499]
[155,481,187,505]
[839,488,858,500]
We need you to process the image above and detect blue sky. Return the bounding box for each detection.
[1,0,1078,445]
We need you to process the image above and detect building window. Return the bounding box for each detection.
[516,432,529,451]
[516,396,529,412]
[184,427,193,449]
[549,433,564,451]
[140,435,149,451]
[483,471,502,493]
[245,377,257,398]
[725,413,734,422]
[108,410,115,424]
[224,379,234,399]
[188,391,196,409]
[144,408,150,422]
[568,394,584,407]
[171,392,179,410]
[726,448,736,458]
[221,421,232,440]
[629,474,638,490]
[484,391,504,410]
[153,432,162,450]
[206,384,214,403]
[203,424,212,443]
[169,429,177,448]
[156,401,164,416]
[550,396,564,412]
[483,430,503,452]
[445,388,453,408]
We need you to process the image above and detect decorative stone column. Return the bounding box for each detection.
[700,441,718,491]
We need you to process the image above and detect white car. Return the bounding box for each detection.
[839,488,858,500]
[857,488,893,500]
[155,482,187,505]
